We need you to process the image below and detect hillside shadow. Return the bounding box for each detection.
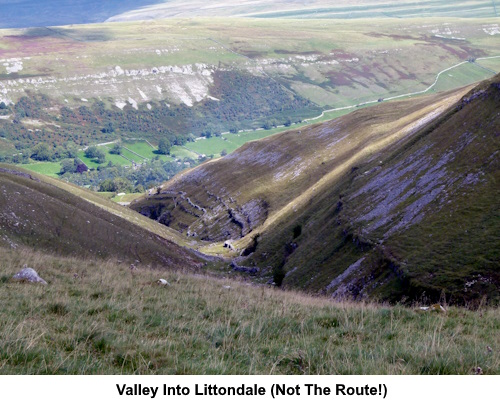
[22,26,112,42]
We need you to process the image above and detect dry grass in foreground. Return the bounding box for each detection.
[0,247,498,375]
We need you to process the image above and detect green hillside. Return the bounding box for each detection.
[1,17,499,168]
[107,0,500,21]
[0,165,203,268]
[132,75,500,305]
[1,246,498,374]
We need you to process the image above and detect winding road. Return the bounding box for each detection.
[304,55,500,123]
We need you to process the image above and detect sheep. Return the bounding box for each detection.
[157,279,170,286]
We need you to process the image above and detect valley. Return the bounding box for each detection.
[0,0,499,376]
[132,76,500,304]
[1,17,499,192]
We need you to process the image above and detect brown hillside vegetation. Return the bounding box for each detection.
[132,75,500,305]
[0,166,203,270]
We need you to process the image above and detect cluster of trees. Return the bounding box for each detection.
[0,141,80,163]
[84,145,106,163]
[98,177,134,193]
[1,70,319,162]
[109,143,122,155]
[59,158,88,174]
[61,157,197,193]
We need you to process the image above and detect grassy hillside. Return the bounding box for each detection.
[107,0,500,21]
[0,164,204,268]
[1,18,499,144]
[3,0,494,29]
[2,17,498,109]
[1,16,499,191]
[131,86,470,241]
[252,76,500,305]
[132,75,500,305]
[1,246,498,374]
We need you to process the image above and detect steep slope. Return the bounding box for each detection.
[132,76,500,304]
[132,86,469,242]
[0,165,203,269]
[252,76,500,305]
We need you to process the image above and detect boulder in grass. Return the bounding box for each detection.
[12,266,48,285]
[157,278,170,286]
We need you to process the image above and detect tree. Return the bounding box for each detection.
[85,146,106,163]
[94,150,106,164]
[262,121,272,130]
[101,122,115,133]
[201,129,213,138]
[157,138,171,155]
[220,149,227,157]
[31,143,52,161]
[60,158,77,174]
[53,146,68,160]
[134,184,145,193]
[202,124,221,138]
[109,143,122,155]
[98,177,132,193]
[85,146,99,159]
[98,179,116,192]
[229,124,240,134]
[63,141,78,158]
[113,177,133,193]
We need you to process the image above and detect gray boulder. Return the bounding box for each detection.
[12,267,48,285]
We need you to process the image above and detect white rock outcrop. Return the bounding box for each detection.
[12,266,48,284]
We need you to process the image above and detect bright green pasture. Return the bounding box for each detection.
[431,63,496,93]
[170,146,199,159]
[20,162,62,177]
[111,192,144,204]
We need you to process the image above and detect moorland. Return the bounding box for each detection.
[0,0,499,375]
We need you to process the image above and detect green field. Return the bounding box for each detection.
[76,141,173,169]
[122,140,161,159]
[111,192,144,204]
[474,57,500,74]
[170,146,199,159]
[76,148,128,169]
[20,162,62,177]
[431,62,497,93]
